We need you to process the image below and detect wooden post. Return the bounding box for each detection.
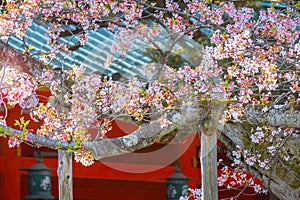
[200,132,218,200]
[54,95,73,200]
[58,150,73,200]
[200,99,226,200]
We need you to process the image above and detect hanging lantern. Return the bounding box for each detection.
[165,163,190,200]
[21,159,55,200]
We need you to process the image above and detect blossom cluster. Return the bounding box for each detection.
[232,127,297,170]
[210,4,300,110]
[0,0,39,38]
[0,66,38,107]
[74,148,95,166]
[111,24,162,58]
[218,165,268,194]
[179,188,202,200]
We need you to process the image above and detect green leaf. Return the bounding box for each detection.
[271,6,276,12]
[28,46,34,51]
[271,26,276,32]
[68,144,73,150]
[14,120,20,127]
[66,149,73,153]
[19,133,25,139]
[139,88,145,95]
[23,120,30,130]
[171,17,176,23]
[224,80,229,89]
[74,149,81,153]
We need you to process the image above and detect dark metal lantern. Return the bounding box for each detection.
[21,159,55,200]
[166,164,190,200]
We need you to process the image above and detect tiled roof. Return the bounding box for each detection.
[8,21,152,80]
[7,17,212,81]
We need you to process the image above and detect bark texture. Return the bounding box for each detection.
[260,174,299,200]
[200,133,218,200]
[199,99,226,200]
[58,150,73,200]
[244,105,300,128]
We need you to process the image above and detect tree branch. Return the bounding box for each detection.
[83,104,201,160]
[0,125,73,149]
[244,104,300,128]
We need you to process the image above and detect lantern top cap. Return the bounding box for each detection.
[166,163,190,180]
[167,170,189,180]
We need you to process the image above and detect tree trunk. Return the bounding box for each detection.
[58,150,73,200]
[200,132,218,200]
[200,98,226,200]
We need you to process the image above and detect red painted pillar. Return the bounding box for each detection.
[178,134,201,188]
[0,139,21,199]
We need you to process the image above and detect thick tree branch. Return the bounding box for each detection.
[244,105,300,128]
[260,174,300,200]
[84,103,300,161]
[0,104,201,158]
[83,104,200,160]
[1,103,299,157]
